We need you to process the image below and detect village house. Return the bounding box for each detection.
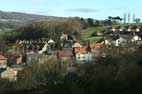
[72,42,94,62]
[6,54,22,66]
[97,38,111,46]
[85,40,105,59]
[101,40,111,46]
[75,48,93,62]
[94,43,104,49]
[72,42,83,48]
[132,35,141,42]
[38,42,50,54]
[60,33,75,48]
[0,55,7,69]
[111,26,116,32]
[1,67,18,81]
[57,49,73,63]
[125,25,132,32]
[134,26,140,32]
[48,38,56,49]
[119,26,124,32]
[105,25,142,36]
[113,37,127,47]
[16,38,55,55]
[63,40,74,48]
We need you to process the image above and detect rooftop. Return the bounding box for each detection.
[0,55,8,60]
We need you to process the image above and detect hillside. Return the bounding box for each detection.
[0,10,55,21]
[80,26,110,44]
[0,10,56,29]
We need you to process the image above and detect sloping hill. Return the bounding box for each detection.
[81,26,110,43]
[0,10,57,29]
[0,10,55,21]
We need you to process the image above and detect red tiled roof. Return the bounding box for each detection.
[6,54,21,60]
[0,55,8,60]
[79,48,88,54]
[94,43,104,49]
[58,50,73,57]
[73,48,88,54]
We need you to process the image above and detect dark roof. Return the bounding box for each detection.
[97,38,105,43]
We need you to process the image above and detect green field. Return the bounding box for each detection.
[80,26,110,44]
[0,28,13,36]
[80,23,142,44]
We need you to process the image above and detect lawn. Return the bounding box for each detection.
[0,28,13,36]
[80,26,110,44]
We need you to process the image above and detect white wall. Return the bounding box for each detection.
[0,60,7,68]
[76,53,92,62]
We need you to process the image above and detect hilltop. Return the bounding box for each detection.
[0,10,57,29]
[0,10,56,21]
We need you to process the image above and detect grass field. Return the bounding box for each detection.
[80,26,110,44]
[0,28,13,36]
[80,23,142,44]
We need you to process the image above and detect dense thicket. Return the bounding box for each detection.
[5,17,84,49]
[16,18,82,39]
[1,48,142,94]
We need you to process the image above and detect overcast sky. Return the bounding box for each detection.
[0,0,141,20]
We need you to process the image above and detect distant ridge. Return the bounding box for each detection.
[0,10,58,29]
[0,10,57,21]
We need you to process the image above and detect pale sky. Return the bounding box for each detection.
[0,0,142,20]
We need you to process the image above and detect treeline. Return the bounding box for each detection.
[5,17,85,47]
[6,17,102,40]
[1,47,142,94]
[0,10,52,21]
[0,20,24,29]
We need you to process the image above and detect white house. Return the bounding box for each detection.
[60,33,68,41]
[38,42,49,54]
[115,37,127,46]
[119,28,124,32]
[132,35,141,42]
[127,28,131,32]
[136,28,140,32]
[0,55,7,69]
[72,42,83,48]
[101,40,111,46]
[75,48,92,62]
[48,39,55,44]
[1,67,18,81]
[112,28,116,32]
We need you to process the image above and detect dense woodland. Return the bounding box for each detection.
[4,17,95,48]
[0,47,142,94]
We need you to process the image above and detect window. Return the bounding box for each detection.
[78,57,80,59]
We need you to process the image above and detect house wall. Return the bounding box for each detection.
[0,60,7,68]
[115,38,126,46]
[16,57,22,64]
[1,68,17,81]
[76,53,92,62]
